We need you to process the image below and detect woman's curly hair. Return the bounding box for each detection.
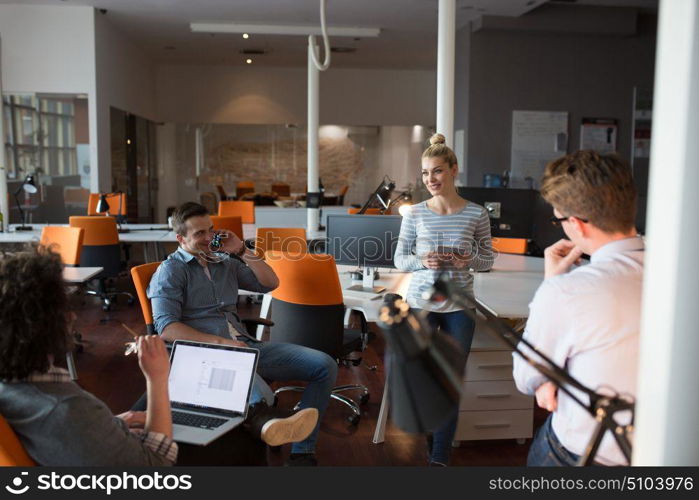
[0,245,71,380]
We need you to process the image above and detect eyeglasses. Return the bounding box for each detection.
[549,215,589,227]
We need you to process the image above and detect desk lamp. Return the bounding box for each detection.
[382,191,413,216]
[96,192,129,232]
[13,175,38,231]
[358,176,395,215]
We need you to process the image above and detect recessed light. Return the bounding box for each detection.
[243,33,249,39]
[246,58,253,64]
[126,139,131,145]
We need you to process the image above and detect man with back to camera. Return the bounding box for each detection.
[148,202,338,466]
[513,150,643,466]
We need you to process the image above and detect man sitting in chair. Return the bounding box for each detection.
[148,202,337,466]
[513,150,643,466]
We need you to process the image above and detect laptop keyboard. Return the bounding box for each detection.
[172,411,227,430]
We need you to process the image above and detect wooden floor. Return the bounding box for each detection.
[64,277,546,467]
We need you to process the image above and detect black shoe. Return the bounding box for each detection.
[285,453,318,467]
[245,403,318,447]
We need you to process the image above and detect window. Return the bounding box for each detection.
[2,95,78,179]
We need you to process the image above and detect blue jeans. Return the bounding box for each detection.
[527,414,581,466]
[244,339,338,454]
[421,309,475,465]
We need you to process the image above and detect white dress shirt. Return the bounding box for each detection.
[513,236,644,465]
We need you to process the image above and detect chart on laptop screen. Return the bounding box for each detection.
[169,345,255,413]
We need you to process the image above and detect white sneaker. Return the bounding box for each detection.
[260,408,319,446]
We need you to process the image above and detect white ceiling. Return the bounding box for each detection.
[0,0,657,69]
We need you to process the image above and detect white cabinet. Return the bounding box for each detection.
[454,316,533,442]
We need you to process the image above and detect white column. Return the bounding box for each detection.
[307,40,320,231]
[0,36,9,230]
[436,0,456,146]
[634,0,699,465]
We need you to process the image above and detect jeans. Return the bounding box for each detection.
[527,414,582,466]
[244,338,338,454]
[420,309,475,465]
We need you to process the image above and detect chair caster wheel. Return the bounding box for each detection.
[360,394,370,405]
[351,358,361,367]
[348,414,360,425]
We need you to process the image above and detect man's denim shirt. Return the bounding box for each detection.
[148,247,274,339]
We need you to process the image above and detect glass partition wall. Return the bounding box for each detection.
[2,93,89,225]
[164,124,430,212]
[110,107,158,223]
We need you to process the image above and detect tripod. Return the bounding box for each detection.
[425,274,635,465]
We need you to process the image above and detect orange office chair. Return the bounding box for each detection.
[236,181,255,199]
[130,262,272,339]
[0,415,36,466]
[492,237,528,255]
[69,216,134,313]
[40,226,84,266]
[211,215,244,240]
[271,183,291,197]
[266,251,369,425]
[87,193,127,219]
[255,227,306,259]
[218,200,255,224]
[40,226,86,378]
[130,262,161,335]
[347,207,381,215]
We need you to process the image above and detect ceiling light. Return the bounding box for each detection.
[243,33,249,39]
[246,58,253,64]
[191,22,380,38]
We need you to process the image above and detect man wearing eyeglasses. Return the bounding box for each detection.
[513,150,644,466]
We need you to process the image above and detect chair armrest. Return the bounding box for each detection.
[241,318,274,328]
[241,318,274,338]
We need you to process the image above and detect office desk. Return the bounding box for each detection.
[362,254,544,444]
[63,266,103,283]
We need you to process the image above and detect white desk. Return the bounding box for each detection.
[62,266,103,283]
[365,254,545,444]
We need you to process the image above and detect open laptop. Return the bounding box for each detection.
[168,340,259,446]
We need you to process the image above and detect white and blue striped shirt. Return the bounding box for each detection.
[394,200,494,312]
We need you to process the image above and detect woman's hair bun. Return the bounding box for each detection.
[429,133,446,146]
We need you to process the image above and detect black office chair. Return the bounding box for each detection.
[266,251,369,425]
[69,216,134,317]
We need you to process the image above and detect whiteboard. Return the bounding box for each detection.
[510,110,568,189]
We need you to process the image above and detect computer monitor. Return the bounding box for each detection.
[326,214,403,293]
[456,187,538,238]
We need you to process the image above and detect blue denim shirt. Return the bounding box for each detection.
[148,247,274,340]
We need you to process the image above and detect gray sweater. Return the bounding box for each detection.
[0,367,176,466]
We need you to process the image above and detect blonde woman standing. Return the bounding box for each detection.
[394,133,494,466]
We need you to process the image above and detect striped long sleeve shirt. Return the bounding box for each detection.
[394,200,494,312]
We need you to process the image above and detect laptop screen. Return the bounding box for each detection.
[168,341,259,416]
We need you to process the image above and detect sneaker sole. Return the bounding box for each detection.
[260,408,319,446]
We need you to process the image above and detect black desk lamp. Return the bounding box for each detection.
[96,193,110,214]
[13,175,38,231]
[95,192,129,232]
[358,176,395,214]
